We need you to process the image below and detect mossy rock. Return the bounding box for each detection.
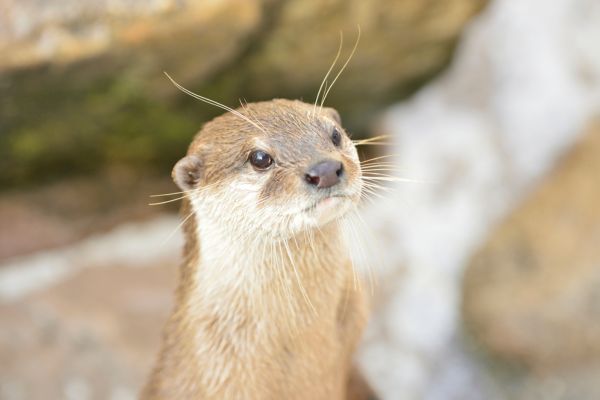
[0,0,486,189]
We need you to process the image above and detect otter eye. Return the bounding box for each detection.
[331,128,342,147]
[249,150,273,170]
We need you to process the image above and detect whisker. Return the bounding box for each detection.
[360,159,397,163]
[360,186,387,201]
[360,162,400,167]
[350,210,378,294]
[361,170,426,183]
[339,216,360,292]
[150,190,190,198]
[159,209,196,248]
[360,164,399,171]
[359,194,378,207]
[361,182,395,193]
[272,240,289,303]
[149,194,189,206]
[273,239,297,335]
[359,154,397,165]
[283,237,317,315]
[361,171,408,178]
[306,227,317,259]
[353,134,392,143]
[354,142,394,147]
[148,181,222,206]
[362,176,425,183]
[360,185,382,196]
[360,167,401,173]
[319,25,361,110]
[352,135,393,146]
[361,184,389,195]
[362,170,416,178]
[342,212,364,289]
[360,166,406,171]
[240,98,269,133]
[313,31,344,117]
[164,72,266,134]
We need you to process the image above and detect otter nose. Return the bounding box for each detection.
[305,160,344,189]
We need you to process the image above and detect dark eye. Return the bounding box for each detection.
[249,150,273,170]
[331,128,342,147]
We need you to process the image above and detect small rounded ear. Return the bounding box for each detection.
[172,155,203,191]
[323,107,342,125]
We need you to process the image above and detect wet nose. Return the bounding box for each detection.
[305,160,344,189]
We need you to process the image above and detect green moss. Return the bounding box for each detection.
[0,10,468,191]
[0,58,210,189]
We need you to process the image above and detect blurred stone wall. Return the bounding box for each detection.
[463,121,600,397]
[357,0,600,398]
[0,0,486,189]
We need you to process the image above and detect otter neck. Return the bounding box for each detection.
[180,207,349,328]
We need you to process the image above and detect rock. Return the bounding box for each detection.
[0,172,176,261]
[0,0,485,189]
[0,262,176,399]
[463,121,600,369]
[355,0,600,398]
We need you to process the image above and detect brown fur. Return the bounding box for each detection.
[142,100,375,399]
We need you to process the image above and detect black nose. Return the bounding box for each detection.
[305,160,344,188]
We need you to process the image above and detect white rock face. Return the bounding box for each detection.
[357,0,600,398]
[0,216,181,302]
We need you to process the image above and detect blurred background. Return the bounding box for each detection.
[1,0,600,399]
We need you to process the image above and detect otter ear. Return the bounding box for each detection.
[323,107,341,125]
[172,155,203,191]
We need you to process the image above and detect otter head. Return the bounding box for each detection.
[172,99,362,240]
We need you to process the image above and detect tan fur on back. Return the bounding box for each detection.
[141,100,370,399]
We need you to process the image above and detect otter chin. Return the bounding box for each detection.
[142,99,375,400]
[303,194,354,226]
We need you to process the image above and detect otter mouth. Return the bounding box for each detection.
[302,193,349,214]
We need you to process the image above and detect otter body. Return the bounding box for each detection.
[142,99,372,399]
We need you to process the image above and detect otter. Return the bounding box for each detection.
[142,98,375,399]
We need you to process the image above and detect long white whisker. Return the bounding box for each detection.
[360,186,386,202]
[164,72,266,134]
[313,32,344,117]
[339,216,359,292]
[354,142,394,147]
[273,238,296,334]
[360,154,397,165]
[149,181,222,206]
[362,176,425,183]
[320,25,361,110]
[240,98,269,133]
[150,190,191,197]
[360,166,404,171]
[353,134,392,144]
[350,209,377,294]
[159,209,195,248]
[283,238,317,315]
[149,194,189,206]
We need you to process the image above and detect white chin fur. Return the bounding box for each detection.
[302,197,353,227]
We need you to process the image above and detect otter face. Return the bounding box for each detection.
[173,99,362,239]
